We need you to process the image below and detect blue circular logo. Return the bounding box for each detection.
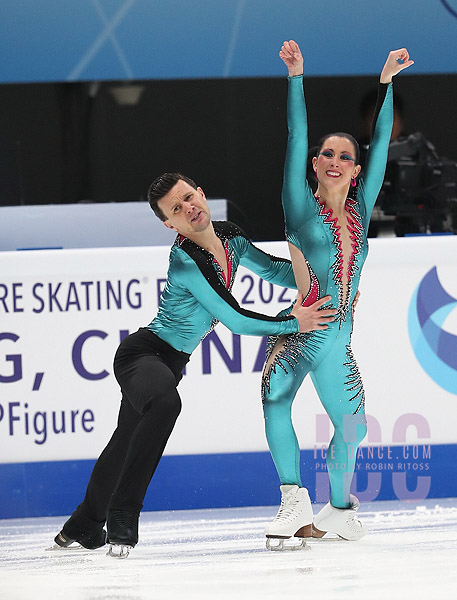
[408,266,457,394]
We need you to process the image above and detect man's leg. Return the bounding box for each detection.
[78,398,142,518]
[54,329,187,550]
[108,354,182,512]
[55,397,140,548]
[104,340,186,552]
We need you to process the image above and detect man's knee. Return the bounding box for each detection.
[143,385,181,419]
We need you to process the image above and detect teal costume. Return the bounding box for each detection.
[148,221,299,352]
[263,76,393,508]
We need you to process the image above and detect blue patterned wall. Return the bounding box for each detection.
[1,0,456,83]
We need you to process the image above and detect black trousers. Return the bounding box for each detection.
[75,328,190,528]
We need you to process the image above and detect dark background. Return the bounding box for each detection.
[1,73,456,241]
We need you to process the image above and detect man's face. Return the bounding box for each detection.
[158,180,211,236]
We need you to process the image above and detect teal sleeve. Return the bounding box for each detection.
[175,254,299,336]
[239,238,297,290]
[359,82,394,219]
[282,75,315,239]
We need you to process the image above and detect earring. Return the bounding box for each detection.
[351,177,357,187]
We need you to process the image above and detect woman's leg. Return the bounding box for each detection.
[263,331,325,546]
[262,333,313,486]
[311,336,367,508]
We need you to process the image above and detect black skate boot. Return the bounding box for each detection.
[106,509,139,559]
[53,526,107,550]
[49,508,107,551]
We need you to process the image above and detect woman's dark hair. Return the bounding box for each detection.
[147,173,198,221]
[315,132,360,166]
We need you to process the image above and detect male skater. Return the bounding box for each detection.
[51,173,336,557]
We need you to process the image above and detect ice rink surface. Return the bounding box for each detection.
[1,497,457,600]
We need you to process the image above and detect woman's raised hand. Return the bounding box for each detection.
[279,40,303,77]
[380,48,414,83]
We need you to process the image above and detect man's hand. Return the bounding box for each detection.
[279,40,304,77]
[380,48,414,83]
[291,295,337,332]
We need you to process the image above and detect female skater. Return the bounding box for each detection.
[263,40,413,548]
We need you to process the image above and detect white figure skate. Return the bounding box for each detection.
[265,485,313,551]
[312,494,366,541]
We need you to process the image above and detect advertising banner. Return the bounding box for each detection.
[1,236,457,516]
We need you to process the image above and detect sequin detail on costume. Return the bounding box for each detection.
[212,240,235,290]
[198,317,218,345]
[344,344,365,414]
[301,259,320,306]
[261,331,314,403]
[316,196,363,323]
[346,196,364,293]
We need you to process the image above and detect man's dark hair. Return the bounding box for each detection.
[147,173,198,221]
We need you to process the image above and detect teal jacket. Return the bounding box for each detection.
[148,221,299,353]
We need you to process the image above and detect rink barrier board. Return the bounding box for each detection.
[0,443,455,519]
[2,238,457,519]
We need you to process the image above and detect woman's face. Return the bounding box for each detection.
[312,136,361,189]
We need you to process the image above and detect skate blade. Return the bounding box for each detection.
[45,542,83,551]
[309,535,344,542]
[106,544,133,559]
[266,537,310,552]
[311,525,353,541]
